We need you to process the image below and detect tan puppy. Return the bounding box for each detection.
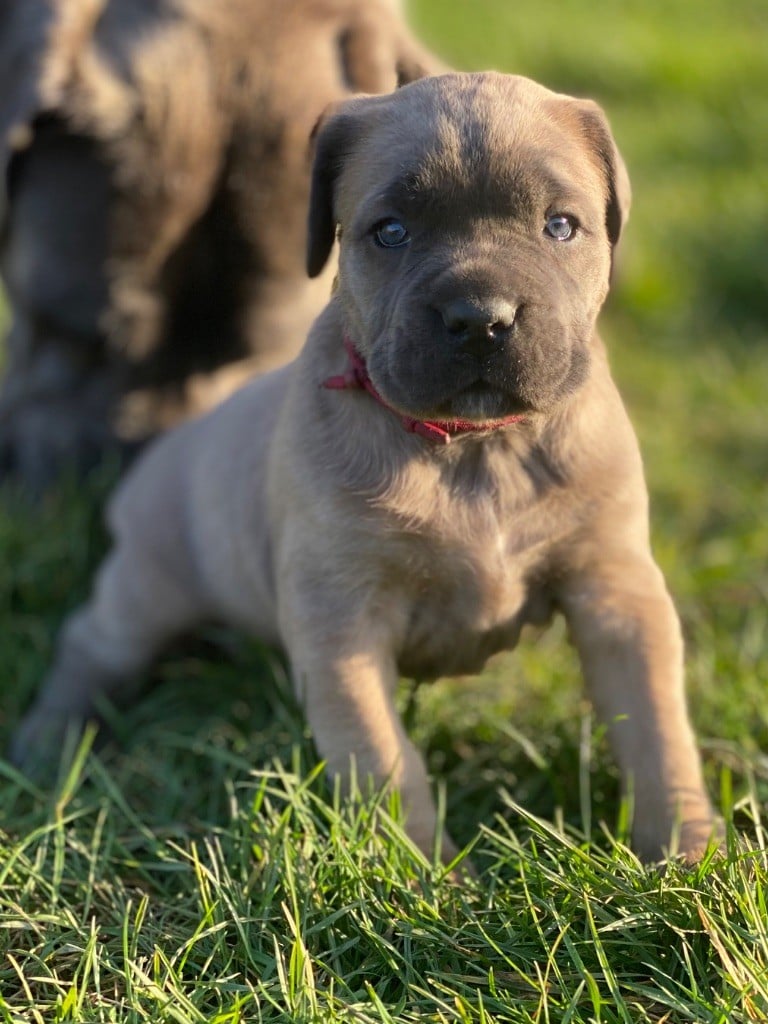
[12,72,716,863]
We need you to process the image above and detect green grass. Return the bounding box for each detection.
[1,0,767,1019]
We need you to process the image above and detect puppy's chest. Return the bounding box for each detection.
[388,512,556,680]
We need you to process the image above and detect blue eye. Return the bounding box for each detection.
[373,218,410,248]
[544,214,577,241]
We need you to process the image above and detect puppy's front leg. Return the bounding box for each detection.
[558,555,717,862]
[286,619,454,862]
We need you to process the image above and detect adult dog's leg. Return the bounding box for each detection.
[0,121,118,489]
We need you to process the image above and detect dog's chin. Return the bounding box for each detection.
[435,382,530,423]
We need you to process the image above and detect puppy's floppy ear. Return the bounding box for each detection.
[575,100,631,247]
[306,103,364,279]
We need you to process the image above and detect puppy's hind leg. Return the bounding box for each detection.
[10,539,206,775]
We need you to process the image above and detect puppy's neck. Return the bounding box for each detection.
[322,336,526,444]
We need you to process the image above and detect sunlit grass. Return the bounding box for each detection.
[1,0,766,1019]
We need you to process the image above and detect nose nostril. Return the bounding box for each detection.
[439,298,518,342]
[490,313,515,335]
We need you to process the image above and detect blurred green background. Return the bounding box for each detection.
[1,0,767,835]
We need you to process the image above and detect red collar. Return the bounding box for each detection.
[323,338,525,444]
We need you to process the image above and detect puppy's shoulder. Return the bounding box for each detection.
[533,352,655,559]
[548,350,645,484]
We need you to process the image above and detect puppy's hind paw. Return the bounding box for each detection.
[8,704,95,783]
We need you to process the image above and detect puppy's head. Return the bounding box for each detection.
[307,73,630,423]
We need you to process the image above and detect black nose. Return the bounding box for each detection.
[439,297,518,353]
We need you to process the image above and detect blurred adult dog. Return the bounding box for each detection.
[12,72,717,863]
[0,0,437,489]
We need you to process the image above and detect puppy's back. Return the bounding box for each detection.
[107,366,293,638]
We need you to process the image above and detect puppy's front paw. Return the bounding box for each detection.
[676,817,725,865]
[634,814,723,866]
